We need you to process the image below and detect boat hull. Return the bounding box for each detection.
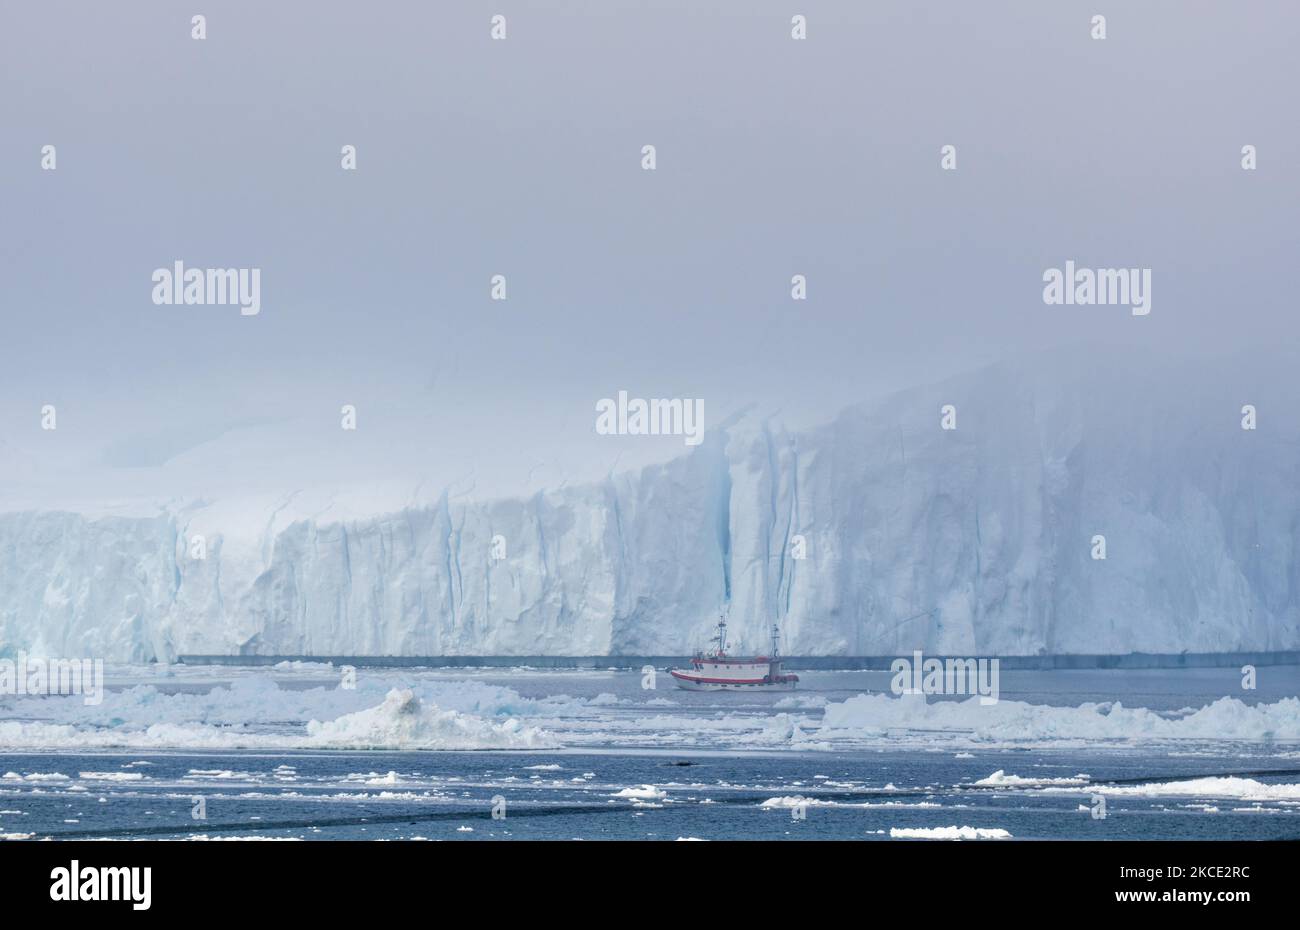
[669,668,799,692]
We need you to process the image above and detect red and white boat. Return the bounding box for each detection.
[670,614,799,692]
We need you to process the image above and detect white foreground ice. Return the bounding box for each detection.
[1079,777,1300,801]
[760,796,940,809]
[611,785,667,800]
[976,772,1300,802]
[817,692,1300,743]
[889,826,1012,840]
[973,770,1090,787]
[0,666,1296,753]
[304,688,553,750]
[0,684,554,751]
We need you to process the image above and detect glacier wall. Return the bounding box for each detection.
[2,357,1297,661]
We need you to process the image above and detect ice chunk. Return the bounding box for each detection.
[304,688,555,750]
[889,826,1011,840]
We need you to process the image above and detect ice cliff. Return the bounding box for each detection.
[2,352,1297,660]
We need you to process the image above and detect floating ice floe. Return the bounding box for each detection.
[819,692,1300,744]
[186,770,246,779]
[975,771,1300,802]
[889,826,1012,840]
[1068,776,1300,802]
[973,770,1090,787]
[304,689,555,750]
[611,785,667,800]
[760,795,938,810]
[761,795,837,808]
[362,771,403,785]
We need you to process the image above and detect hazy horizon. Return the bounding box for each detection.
[4,1,1298,507]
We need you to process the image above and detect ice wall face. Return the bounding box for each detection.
[0,511,178,663]
[1,356,1297,661]
[741,357,1299,658]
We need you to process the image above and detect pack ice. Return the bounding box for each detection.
[2,353,1297,661]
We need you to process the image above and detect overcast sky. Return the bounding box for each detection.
[2,1,1297,501]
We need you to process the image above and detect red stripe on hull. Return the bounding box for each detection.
[669,670,799,685]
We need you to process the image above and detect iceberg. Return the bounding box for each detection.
[2,352,1297,660]
[303,688,554,750]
